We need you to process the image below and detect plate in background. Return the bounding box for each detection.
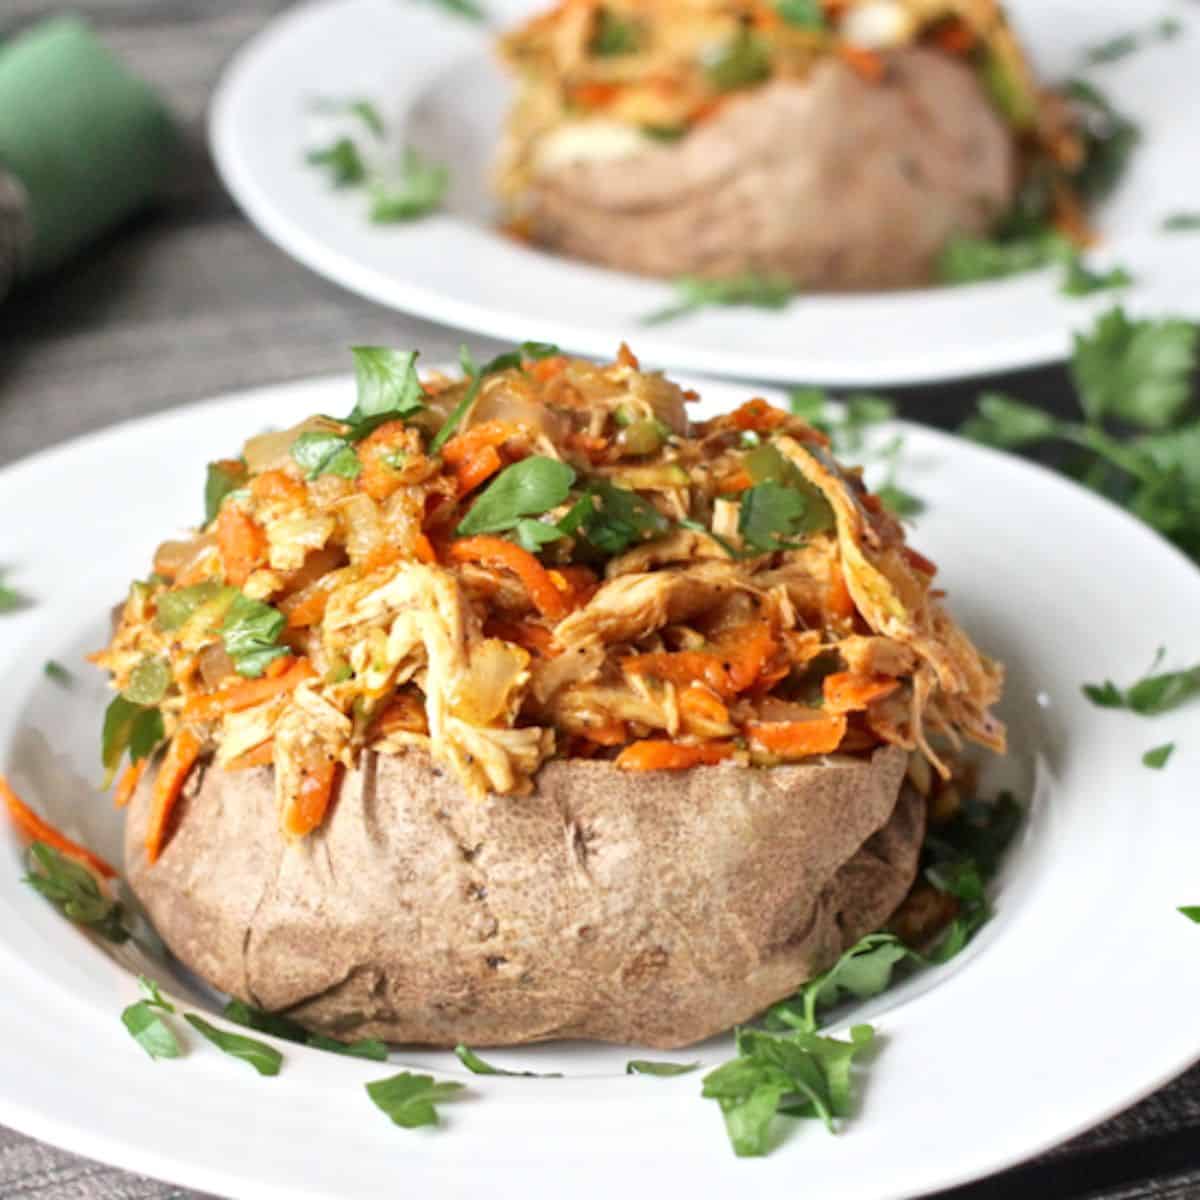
[0,370,1199,1197]
[209,0,1200,385]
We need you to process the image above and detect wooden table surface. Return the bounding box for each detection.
[2,2,1199,1197]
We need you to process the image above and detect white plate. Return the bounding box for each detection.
[210,0,1200,386]
[2,371,1199,1200]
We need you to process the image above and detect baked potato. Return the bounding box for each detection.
[97,344,1004,1047]
[495,0,1089,288]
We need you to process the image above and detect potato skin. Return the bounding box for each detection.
[125,745,922,1048]
[520,48,1015,290]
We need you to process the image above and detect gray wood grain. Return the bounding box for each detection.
[1,2,1197,1197]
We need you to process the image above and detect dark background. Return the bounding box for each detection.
[2,3,1198,1198]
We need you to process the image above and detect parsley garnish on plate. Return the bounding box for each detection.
[1179,906,1200,923]
[0,568,25,613]
[455,1045,562,1077]
[184,1014,283,1076]
[122,977,182,1061]
[413,0,485,21]
[24,842,130,943]
[626,1059,701,1077]
[305,138,366,187]
[43,660,72,686]
[1060,257,1134,297]
[221,593,289,679]
[937,229,1073,285]
[590,7,639,55]
[963,307,1200,562]
[1143,743,1175,769]
[224,999,388,1060]
[1083,16,1182,66]
[366,1071,465,1129]
[455,457,576,538]
[642,272,794,325]
[1163,212,1200,233]
[369,147,450,223]
[1082,655,1200,715]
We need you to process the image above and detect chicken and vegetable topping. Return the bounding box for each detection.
[96,343,1004,860]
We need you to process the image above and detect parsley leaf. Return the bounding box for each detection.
[101,695,165,782]
[626,1059,701,1076]
[1070,308,1198,431]
[776,0,825,29]
[562,479,671,556]
[1064,80,1140,205]
[1084,17,1182,66]
[220,593,288,678]
[643,272,793,324]
[348,347,425,429]
[44,660,72,686]
[0,568,25,613]
[223,999,387,1060]
[306,138,365,187]
[590,7,639,55]
[1163,212,1200,233]
[1143,742,1175,769]
[184,1014,283,1076]
[1179,906,1200,923]
[413,0,485,20]
[739,481,822,553]
[122,1001,181,1061]
[290,431,362,480]
[706,28,771,92]
[1082,660,1200,715]
[936,229,1072,284]
[369,148,450,222]
[456,457,576,537]
[455,1045,562,1077]
[24,842,130,943]
[1060,257,1133,297]
[366,1071,465,1129]
[960,393,1061,447]
[702,1024,875,1156]
[204,459,247,525]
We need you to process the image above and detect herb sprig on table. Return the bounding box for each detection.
[643,273,794,325]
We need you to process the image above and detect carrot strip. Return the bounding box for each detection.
[413,533,438,565]
[454,445,503,496]
[823,672,900,713]
[283,585,330,629]
[616,740,735,771]
[838,43,886,83]
[441,420,513,466]
[529,355,568,382]
[578,718,629,747]
[616,343,640,370]
[717,468,753,493]
[747,715,848,757]
[113,759,147,810]
[932,20,975,54]
[250,469,307,506]
[373,692,429,736]
[362,544,401,573]
[449,536,569,620]
[679,685,731,727]
[282,760,340,839]
[826,564,856,621]
[216,505,267,587]
[182,657,314,722]
[571,81,621,109]
[357,419,413,501]
[225,739,276,771]
[145,728,204,864]
[900,546,938,577]
[623,621,777,699]
[731,398,788,433]
[1,775,118,878]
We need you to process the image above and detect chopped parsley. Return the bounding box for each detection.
[937,229,1072,285]
[204,458,247,524]
[455,456,576,538]
[122,977,181,1061]
[705,28,772,92]
[1163,212,1200,233]
[412,0,485,20]
[43,660,72,686]
[369,147,450,222]
[455,1045,562,1077]
[1083,17,1182,66]
[1060,257,1134,297]
[24,842,130,943]
[305,138,366,187]
[776,0,825,30]
[626,1059,701,1076]
[643,272,793,325]
[223,999,387,1060]
[1082,655,1200,715]
[220,593,289,678]
[590,7,639,55]
[184,1014,283,1076]
[366,1071,465,1129]
[1143,742,1175,769]
[0,568,25,613]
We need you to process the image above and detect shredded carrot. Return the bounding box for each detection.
[175,547,220,588]
[250,469,307,507]
[838,43,886,83]
[454,444,503,496]
[225,740,276,771]
[724,622,778,693]
[679,685,731,728]
[485,617,562,659]
[900,546,938,577]
[441,420,513,466]
[283,584,331,629]
[145,728,204,864]
[717,468,753,493]
[113,759,147,810]
[363,543,402,573]
[373,692,429,736]
[552,564,600,609]
[566,431,608,461]
[413,533,438,565]
[616,342,640,370]
[1,775,118,878]
[747,715,848,757]
[182,657,314,722]
[449,536,569,620]
[357,419,412,501]
[624,621,778,699]
[529,355,569,382]
[216,505,267,587]
[826,564,856,621]
[283,760,340,839]
[823,672,900,713]
[731,398,788,433]
[616,740,735,771]
[571,81,621,109]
